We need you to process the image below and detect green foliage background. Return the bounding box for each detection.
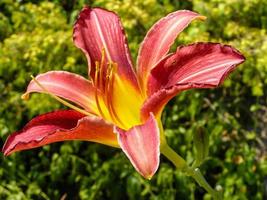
[0,0,266,199]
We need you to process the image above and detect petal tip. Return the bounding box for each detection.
[2,140,12,156]
[1,148,7,156]
[2,150,10,156]
[197,15,207,21]
[116,114,160,179]
[145,173,154,180]
[21,93,29,100]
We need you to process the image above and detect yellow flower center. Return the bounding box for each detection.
[93,49,144,130]
[29,49,144,130]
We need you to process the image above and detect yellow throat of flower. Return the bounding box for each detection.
[92,49,144,130]
[27,49,145,131]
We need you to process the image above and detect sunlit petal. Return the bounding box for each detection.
[2,110,118,156]
[23,71,97,114]
[73,6,138,89]
[115,113,160,179]
[137,10,205,88]
[142,43,245,119]
[110,73,145,129]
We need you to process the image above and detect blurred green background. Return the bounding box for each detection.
[0,0,266,199]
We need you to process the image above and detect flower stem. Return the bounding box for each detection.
[161,144,222,200]
[160,143,187,169]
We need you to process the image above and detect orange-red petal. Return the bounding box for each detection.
[73,6,139,89]
[2,110,118,156]
[115,113,160,179]
[141,43,245,120]
[137,10,204,89]
[23,71,97,114]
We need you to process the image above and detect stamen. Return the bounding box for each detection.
[103,62,112,104]
[94,61,106,118]
[99,48,106,92]
[92,48,127,128]
[30,75,93,116]
[106,63,125,127]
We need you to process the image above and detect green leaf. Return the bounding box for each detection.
[193,128,209,167]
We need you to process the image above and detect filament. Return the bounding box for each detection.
[91,48,127,128]
[94,61,106,118]
[104,62,112,104]
[30,75,93,116]
[105,63,125,127]
[99,48,106,92]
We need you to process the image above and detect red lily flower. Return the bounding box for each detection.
[2,7,245,179]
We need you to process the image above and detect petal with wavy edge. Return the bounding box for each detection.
[23,71,97,114]
[142,43,245,120]
[2,110,118,156]
[73,6,138,88]
[115,113,160,179]
[137,10,204,88]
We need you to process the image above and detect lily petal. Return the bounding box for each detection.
[137,10,204,88]
[115,113,160,179]
[73,6,138,88]
[23,71,97,114]
[142,43,245,119]
[2,110,118,156]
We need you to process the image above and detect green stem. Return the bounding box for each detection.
[187,167,222,200]
[160,143,187,169]
[161,144,222,200]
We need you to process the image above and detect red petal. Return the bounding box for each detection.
[73,7,138,88]
[137,10,204,87]
[142,43,245,119]
[2,110,118,156]
[24,71,97,113]
[115,114,160,179]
